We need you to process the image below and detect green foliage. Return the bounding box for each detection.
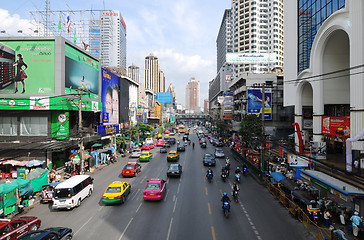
[239,114,263,142]
[165,122,175,128]
[217,121,230,136]
[116,136,126,145]
[157,126,164,134]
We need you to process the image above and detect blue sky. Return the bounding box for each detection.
[0,0,231,107]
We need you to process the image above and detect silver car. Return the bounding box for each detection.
[130,149,141,158]
[214,148,225,158]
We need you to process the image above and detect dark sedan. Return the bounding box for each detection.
[168,138,176,145]
[203,154,216,166]
[160,148,167,153]
[167,164,182,177]
[18,227,73,240]
[177,145,185,152]
[215,141,224,147]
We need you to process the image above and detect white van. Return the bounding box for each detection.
[52,175,93,210]
[145,138,154,144]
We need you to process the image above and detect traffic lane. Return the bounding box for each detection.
[222,147,314,240]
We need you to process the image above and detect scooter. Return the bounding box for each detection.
[232,190,239,203]
[221,172,227,182]
[207,173,213,183]
[235,173,241,183]
[223,202,230,218]
[243,167,247,176]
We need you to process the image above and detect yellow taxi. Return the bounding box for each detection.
[167,151,180,162]
[164,135,170,140]
[139,151,153,162]
[102,181,131,205]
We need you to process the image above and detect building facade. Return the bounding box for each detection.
[128,64,140,83]
[144,53,159,93]
[89,10,127,74]
[186,77,200,113]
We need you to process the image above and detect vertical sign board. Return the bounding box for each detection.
[101,68,119,124]
[247,88,272,120]
[223,91,233,120]
[51,112,69,139]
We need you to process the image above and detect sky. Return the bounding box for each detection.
[0,0,231,107]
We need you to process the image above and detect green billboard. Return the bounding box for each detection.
[0,40,55,94]
[65,44,99,100]
[52,112,69,139]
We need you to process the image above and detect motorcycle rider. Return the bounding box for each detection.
[243,164,248,175]
[206,167,213,178]
[192,142,195,148]
[235,167,241,174]
[221,192,231,209]
[232,181,240,197]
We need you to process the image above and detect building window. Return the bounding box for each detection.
[298,0,345,74]
[0,117,17,135]
[20,117,48,136]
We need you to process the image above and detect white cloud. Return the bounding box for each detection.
[0,8,40,36]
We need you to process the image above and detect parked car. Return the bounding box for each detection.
[18,227,73,240]
[0,216,41,240]
[167,164,182,178]
[143,179,167,201]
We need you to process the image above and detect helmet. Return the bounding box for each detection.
[208,167,211,170]
[237,167,240,169]
[234,181,236,184]
[223,192,227,196]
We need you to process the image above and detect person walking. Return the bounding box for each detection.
[350,211,363,240]
[324,209,332,228]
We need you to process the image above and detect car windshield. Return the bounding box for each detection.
[141,153,149,156]
[169,165,179,171]
[205,155,214,160]
[54,188,71,198]
[106,187,121,193]
[124,165,134,170]
[20,232,44,239]
[216,149,223,153]
[146,183,160,190]
[132,150,140,153]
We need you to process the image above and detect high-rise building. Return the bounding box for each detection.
[128,64,140,83]
[89,10,127,74]
[186,77,200,113]
[204,99,209,113]
[144,53,165,93]
[217,9,232,73]
[230,0,284,75]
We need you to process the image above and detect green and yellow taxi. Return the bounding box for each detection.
[167,151,180,162]
[157,134,163,139]
[102,181,131,205]
[139,151,153,162]
[164,135,170,140]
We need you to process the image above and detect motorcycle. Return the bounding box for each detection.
[235,173,241,183]
[221,172,227,182]
[222,201,230,217]
[232,190,239,203]
[225,160,230,170]
[207,173,213,183]
[243,167,247,176]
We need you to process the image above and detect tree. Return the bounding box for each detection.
[116,136,126,146]
[217,121,230,136]
[239,114,263,144]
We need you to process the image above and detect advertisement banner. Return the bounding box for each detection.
[51,112,69,139]
[247,88,272,120]
[226,53,277,64]
[321,116,350,137]
[97,124,120,136]
[0,40,55,94]
[155,92,173,104]
[101,68,119,124]
[65,44,99,100]
[223,91,234,120]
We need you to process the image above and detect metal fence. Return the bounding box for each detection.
[264,179,332,240]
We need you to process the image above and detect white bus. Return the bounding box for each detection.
[52,175,93,210]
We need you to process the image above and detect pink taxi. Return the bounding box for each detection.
[143,179,167,201]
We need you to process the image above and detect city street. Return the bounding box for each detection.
[23,134,314,240]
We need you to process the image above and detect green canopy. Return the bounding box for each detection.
[26,168,49,192]
[12,178,33,197]
[11,178,30,188]
[91,143,102,148]
[0,183,17,213]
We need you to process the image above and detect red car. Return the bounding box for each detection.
[122,162,141,177]
[143,179,167,201]
[148,143,155,149]
[0,216,41,240]
[156,140,165,147]
[141,144,150,150]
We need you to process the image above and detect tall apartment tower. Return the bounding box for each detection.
[231,0,284,74]
[88,10,127,74]
[128,64,140,83]
[144,53,159,92]
[217,9,233,73]
[159,70,165,93]
[186,77,200,113]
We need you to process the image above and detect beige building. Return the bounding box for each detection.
[144,53,165,93]
[128,64,140,83]
[186,77,200,113]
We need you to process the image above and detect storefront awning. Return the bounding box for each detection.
[301,170,364,196]
[271,172,285,183]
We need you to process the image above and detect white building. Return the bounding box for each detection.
[89,10,127,73]
[128,64,140,83]
[284,1,364,169]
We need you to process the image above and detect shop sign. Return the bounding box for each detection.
[17,168,26,179]
[97,124,119,136]
[310,178,331,191]
[322,116,350,137]
[51,112,69,139]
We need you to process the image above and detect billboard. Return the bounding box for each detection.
[51,111,69,139]
[223,91,233,120]
[101,68,119,124]
[247,88,272,120]
[65,44,99,100]
[322,116,350,137]
[155,92,173,104]
[226,53,276,64]
[0,40,55,94]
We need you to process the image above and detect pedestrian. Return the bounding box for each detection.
[55,172,61,182]
[354,159,359,174]
[324,209,332,228]
[332,226,347,240]
[350,211,363,240]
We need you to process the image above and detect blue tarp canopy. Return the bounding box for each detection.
[271,172,285,183]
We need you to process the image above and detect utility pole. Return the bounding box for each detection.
[78,88,84,174]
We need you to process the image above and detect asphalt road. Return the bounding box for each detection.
[23,133,314,240]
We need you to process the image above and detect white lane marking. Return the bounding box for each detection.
[98,206,104,211]
[140,176,147,184]
[75,216,93,235]
[173,197,178,213]
[177,183,181,194]
[118,217,134,240]
[136,202,142,213]
[173,195,176,202]
[166,217,173,240]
